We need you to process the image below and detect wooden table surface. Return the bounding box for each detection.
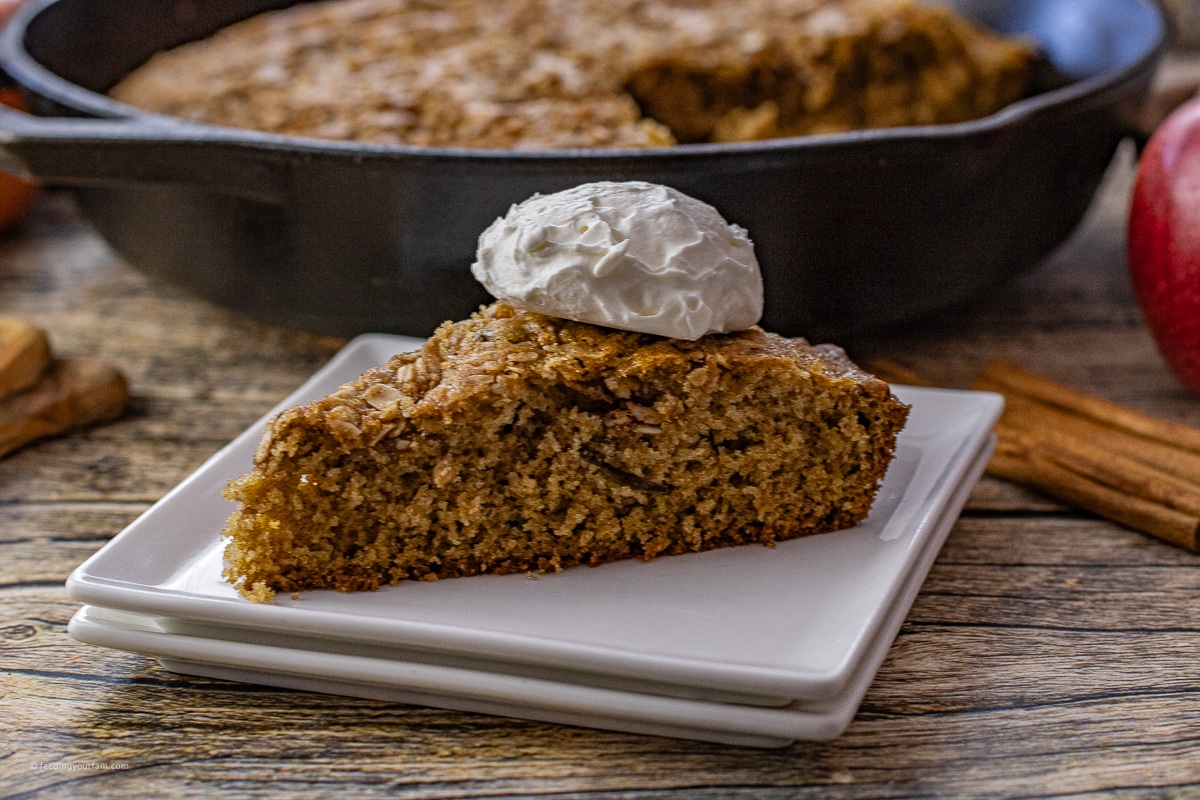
[1,143,1198,798]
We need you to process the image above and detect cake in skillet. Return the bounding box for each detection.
[221,182,909,601]
[110,0,1035,150]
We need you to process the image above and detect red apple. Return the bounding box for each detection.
[1128,96,1200,394]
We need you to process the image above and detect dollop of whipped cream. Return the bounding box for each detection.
[471,181,763,340]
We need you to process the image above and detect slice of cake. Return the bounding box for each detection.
[222,303,908,601]
[222,180,908,601]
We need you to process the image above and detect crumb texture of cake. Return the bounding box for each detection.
[111,0,1035,150]
[222,303,909,601]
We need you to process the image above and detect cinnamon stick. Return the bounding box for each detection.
[989,441,1200,553]
[980,360,1200,456]
[0,316,51,399]
[997,423,1200,517]
[977,380,1200,486]
[872,359,1200,553]
[0,358,129,458]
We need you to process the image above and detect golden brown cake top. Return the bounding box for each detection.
[111,0,1034,149]
[257,303,894,459]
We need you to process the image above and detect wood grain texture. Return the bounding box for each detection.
[1,147,1199,798]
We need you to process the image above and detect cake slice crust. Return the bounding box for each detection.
[223,303,908,601]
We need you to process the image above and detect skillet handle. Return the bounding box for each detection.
[0,104,288,203]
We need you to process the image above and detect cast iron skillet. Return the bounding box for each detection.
[0,0,1168,339]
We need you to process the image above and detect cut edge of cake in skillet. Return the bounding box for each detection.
[222,302,909,602]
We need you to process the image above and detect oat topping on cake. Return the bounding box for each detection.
[111,0,1035,149]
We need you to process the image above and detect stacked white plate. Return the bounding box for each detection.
[67,334,1002,747]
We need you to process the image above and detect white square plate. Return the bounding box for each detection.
[68,334,1002,705]
[67,435,992,748]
